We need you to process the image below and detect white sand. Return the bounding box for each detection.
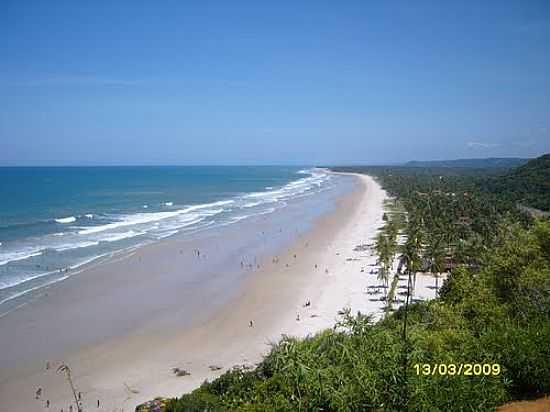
[0,174,440,412]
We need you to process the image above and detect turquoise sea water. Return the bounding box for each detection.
[0,166,335,305]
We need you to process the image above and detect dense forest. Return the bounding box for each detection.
[483,154,550,212]
[160,155,550,412]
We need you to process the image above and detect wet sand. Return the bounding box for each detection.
[0,174,438,411]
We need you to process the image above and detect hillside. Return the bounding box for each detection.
[485,154,550,211]
[405,157,529,169]
[333,154,550,212]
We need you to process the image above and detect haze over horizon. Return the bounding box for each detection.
[1,1,550,166]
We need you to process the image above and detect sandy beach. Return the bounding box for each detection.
[0,174,438,412]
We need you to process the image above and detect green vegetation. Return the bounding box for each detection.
[484,154,550,212]
[404,157,529,169]
[339,154,550,214]
[165,155,550,412]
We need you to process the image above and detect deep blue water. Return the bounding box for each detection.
[0,166,334,305]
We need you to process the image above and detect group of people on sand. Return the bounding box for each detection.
[243,244,334,329]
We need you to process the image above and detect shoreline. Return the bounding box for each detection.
[0,173,437,411]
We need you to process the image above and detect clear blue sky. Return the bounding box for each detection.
[1,0,549,165]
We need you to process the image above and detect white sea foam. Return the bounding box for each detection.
[54,241,100,252]
[244,189,285,200]
[99,231,146,243]
[164,202,173,206]
[257,207,277,215]
[0,269,58,290]
[0,254,107,295]
[55,216,77,224]
[155,230,179,239]
[78,200,232,235]
[0,276,70,306]
[85,214,94,219]
[239,169,329,209]
[242,201,262,208]
[150,215,207,237]
[231,215,250,223]
[0,250,43,266]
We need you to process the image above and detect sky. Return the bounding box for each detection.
[1,0,549,166]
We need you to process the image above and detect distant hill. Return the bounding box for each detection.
[405,158,529,169]
[329,154,549,212]
[486,154,550,212]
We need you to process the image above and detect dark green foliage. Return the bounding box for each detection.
[485,154,550,212]
[332,153,550,213]
[404,157,529,169]
[167,389,222,412]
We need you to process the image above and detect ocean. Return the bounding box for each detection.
[0,166,340,307]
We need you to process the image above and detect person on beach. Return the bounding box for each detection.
[36,387,42,399]
[46,400,50,408]
[249,320,254,327]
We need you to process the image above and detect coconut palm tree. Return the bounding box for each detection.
[57,363,82,412]
[375,231,391,298]
[401,222,423,297]
[425,234,445,296]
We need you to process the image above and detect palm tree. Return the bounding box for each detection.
[385,220,399,269]
[401,222,422,297]
[385,273,400,317]
[425,234,445,296]
[57,363,82,412]
[375,231,391,299]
